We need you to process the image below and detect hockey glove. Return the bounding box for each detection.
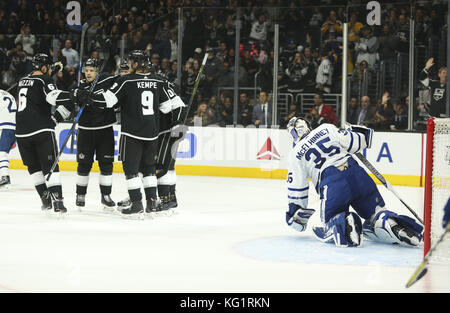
[350,124,374,148]
[286,203,315,232]
[170,124,188,140]
[71,88,94,107]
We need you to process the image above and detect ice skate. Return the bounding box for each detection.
[101,194,116,212]
[117,197,131,210]
[52,198,67,219]
[144,198,158,218]
[76,194,85,211]
[121,201,144,220]
[0,175,11,190]
[41,191,52,212]
[155,195,175,217]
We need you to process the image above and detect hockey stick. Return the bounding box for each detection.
[343,122,424,225]
[353,152,424,225]
[155,53,208,178]
[405,223,450,288]
[183,53,208,123]
[70,15,102,153]
[46,58,107,182]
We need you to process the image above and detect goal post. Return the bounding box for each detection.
[424,117,450,262]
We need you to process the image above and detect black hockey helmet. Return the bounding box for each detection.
[83,58,99,70]
[32,53,53,71]
[128,50,150,71]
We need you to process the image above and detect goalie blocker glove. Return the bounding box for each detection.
[348,124,374,148]
[286,203,315,232]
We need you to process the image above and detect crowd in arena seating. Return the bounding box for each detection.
[0,0,447,130]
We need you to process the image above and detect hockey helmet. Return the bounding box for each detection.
[32,53,53,71]
[128,50,150,71]
[83,58,99,71]
[287,117,311,143]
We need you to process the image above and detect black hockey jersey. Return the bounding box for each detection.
[78,74,118,129]
[419,69,447,117]
[97,72,184,140]
[15,74,72,137]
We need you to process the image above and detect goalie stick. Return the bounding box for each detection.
[405,223,450,288]
[353,152,424,225]
[343,123,424,225]
[46,57,108,182]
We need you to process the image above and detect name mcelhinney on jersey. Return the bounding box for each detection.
[296,127,330,160]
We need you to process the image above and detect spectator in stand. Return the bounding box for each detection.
[419,57,448,118]
[372,92,395,130]
[347,97,359,125]
[302,47,318,93]
[286,52,305,94]
[188,103,213,127]
[252,90,276,127]
[238,92,254,127]
[316,49,333,94]
[281,102,300,128]
[169,32,178,63]
[356,95,377,126]
[14,23,35,72]
[219,96,235,126]
[216,61,234,88]
[390,97,408,131]
[309,92,338,126]
[241,49,259,87]
[378,24,397,79]
[203,47,222,98]
[61,39,79,70]
[321,10,343,42]
[393,13,410,54]
[354,25,379,69]
[158,57,171,78]
[249,12,270,45]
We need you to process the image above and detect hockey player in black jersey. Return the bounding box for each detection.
[72,59,118,211]
[155,80,186,211]
[88,50,185,218]
[15,53,74,213]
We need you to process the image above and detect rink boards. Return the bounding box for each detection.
[8,124,426,187]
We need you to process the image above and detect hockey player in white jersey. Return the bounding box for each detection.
[285,117,423,247]
[0,89,17,189]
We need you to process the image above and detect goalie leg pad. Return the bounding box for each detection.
[363,210,423,246]
[313,211,363,247]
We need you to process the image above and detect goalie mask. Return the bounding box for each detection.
[287,117,311,143]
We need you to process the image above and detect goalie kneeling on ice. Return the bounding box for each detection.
[285,118,423,247]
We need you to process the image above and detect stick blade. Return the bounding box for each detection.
[406,265,428,288]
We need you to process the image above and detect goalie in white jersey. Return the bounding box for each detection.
[285,117,423,247]
[0,89,17,189]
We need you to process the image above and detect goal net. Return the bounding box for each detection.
[424,118,450,263]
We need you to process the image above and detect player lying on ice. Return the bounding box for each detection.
[285,117,423,247]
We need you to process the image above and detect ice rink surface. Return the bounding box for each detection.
[0,169,449,293]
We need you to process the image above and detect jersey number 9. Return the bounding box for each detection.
[141,91,154,116]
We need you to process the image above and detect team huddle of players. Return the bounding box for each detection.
[0,50,185,218]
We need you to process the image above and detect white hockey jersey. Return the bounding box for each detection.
[0,89,16,130]
[286,123,368,209]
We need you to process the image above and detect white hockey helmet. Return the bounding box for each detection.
[287,117,311,143]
